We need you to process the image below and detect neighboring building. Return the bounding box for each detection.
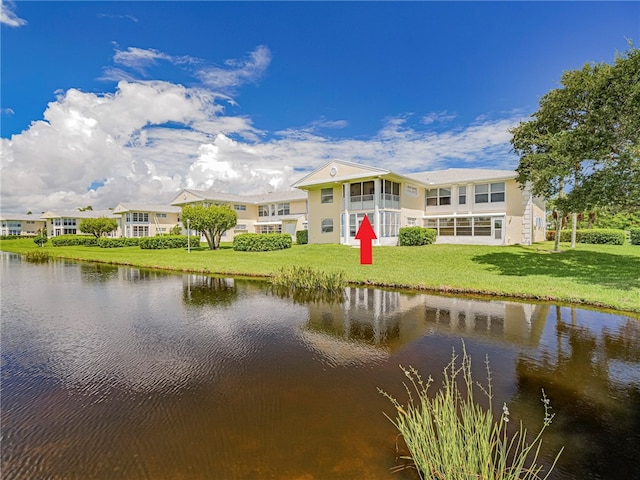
[40,210,121,237]
[170,189,308,241]
[0,214,46,236]
[112,203,182,238]
[291,160,545,246]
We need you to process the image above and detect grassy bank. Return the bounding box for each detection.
[2,238,639,314]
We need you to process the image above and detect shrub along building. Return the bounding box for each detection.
[292,160,546,246]
[169,188,308,242]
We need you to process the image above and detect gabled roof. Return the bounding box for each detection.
[112,203,182,214]
[407,168,516,186]
[0,213,46,222]
[292,160,392,189]
[40,209,118,219]
[170,188,307,206]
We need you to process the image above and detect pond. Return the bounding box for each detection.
[1,252,639,479]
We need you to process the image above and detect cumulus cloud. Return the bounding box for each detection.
[1,42,522,214]
[0,0,26,27]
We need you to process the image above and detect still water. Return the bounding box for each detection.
[1,252,639,479]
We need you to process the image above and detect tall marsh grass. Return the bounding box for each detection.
[24,250,51,263]
[270,265,346,301]
[379,345,563,480]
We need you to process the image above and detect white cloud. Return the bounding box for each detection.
[0,0,26,27]
[1,42,522,214]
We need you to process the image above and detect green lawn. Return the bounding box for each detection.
[2,238,639,315]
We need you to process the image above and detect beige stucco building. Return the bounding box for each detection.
[112,203,182,238]
[0,214,46,236]
[292,160,546,246]
[170,188,308,241]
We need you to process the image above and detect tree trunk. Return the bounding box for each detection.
[571,212,577,248]
[554,213,562,252]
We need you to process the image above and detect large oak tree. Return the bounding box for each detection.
[511,45,639,250]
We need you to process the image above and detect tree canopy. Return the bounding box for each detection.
[511,45,640,215]
[79,217,118,238]
[181,204,238,250]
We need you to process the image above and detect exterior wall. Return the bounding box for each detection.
[0,219,45,236]
[307,187,341,244]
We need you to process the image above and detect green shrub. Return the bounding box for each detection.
[399,226,437,246]
[0,235,23,240]
[97,237,142,248]
[139,235,192,249]
[296,230,308,245]
[629,228,640,245]
[558,229,626,245]
[379,344,563,480]
[33,235,48,247]
[233,233,292,251]
[51,235,98,247]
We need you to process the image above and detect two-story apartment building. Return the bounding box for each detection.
[112,203,182,237]
[170,188,308,241]
[292,160,545,246]
[40,210,121,237]
[0,214,46,236]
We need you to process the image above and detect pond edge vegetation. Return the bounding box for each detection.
[379,344,564,480]
[1,238,638,315]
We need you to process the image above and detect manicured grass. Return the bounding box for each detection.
[2,238,639,314]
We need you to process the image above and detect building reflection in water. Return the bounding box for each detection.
[304,286,550,352]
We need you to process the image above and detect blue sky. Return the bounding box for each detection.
[1,1,638,212]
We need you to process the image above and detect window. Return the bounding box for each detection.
[321,188,334,204]
[474,217,491,236]
[234,224,248,231]
[456,217,472,236]
[234,204,246,211]
[132,212,149,222]
[475,183,505,203]
[156,213,167,218]
[381,211,400,237]
[426,188,451,206]
[407,217,417,226]
[258,205,270,217]
[132,225,149,237]
[405,185,418,197]
[490,182,505,202]
[458,186,467,205]
[475,184,489,203]
[256,224,282,234]
[277,203,290,215]
[321,218,334,233]
[382,180,400,208]
[349,212,374,237]
[425,218,437,229]
[349,181,375,209]
[439,218,455,236]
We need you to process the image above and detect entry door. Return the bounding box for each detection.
[493,218,503,240]
[283,221,296,237]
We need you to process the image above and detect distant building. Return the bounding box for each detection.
[40,210,120,237]
[292,160,545,246]
[112,203,182,237]
[0,214,46,236]
[170,189,308,241]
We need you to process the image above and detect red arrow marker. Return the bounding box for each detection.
[355,215,377,264]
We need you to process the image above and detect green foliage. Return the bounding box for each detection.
[233,233,292,251]
[271,265,346,301]
[399,227,437,246]
[181,204,238,250]
[51,235,98,247]
[24,249,51,262]
[97,237,142,248]
[628,229,640,245]
[511,45,640,215]
[593,208,640,230]
[379,345,563,480]
[78,217,118,238]
[558,229,626,245]
[170,224,183,235]
[33,235,48,247]
[0,235,22,240]
[139,235,193,249]
[296,229,308,245]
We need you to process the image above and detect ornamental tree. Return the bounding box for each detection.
[78,217,118,238]
[181,204,238,250]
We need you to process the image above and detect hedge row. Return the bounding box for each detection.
[399,227,437,246]
[630,228,640,245]
[554,229,627,245]
[51,235,98,247]
[233,233,292,251]
[296,230,308,245]
[97,237,142,248]
[139,235,192,249]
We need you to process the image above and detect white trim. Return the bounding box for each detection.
[423,212,507,219]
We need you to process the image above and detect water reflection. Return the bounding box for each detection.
[1,254,639,480]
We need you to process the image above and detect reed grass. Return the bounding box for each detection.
[379,344,563,480]
[24,249,51,263]
[270,265,347,301]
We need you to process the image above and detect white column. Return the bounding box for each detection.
[374,178,381,246]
